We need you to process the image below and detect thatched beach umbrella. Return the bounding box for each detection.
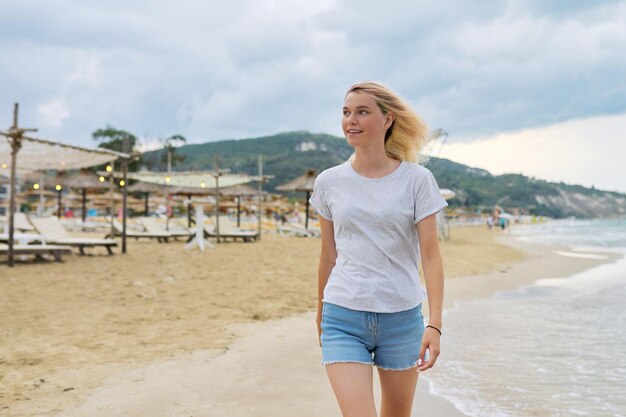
[127,181,167,216]
[221,183,262,226]
[64,169,111,222]
[276,168,317,229]
[169,185,215,227]
[41,171,91,219]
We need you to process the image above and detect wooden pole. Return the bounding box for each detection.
[7,115,19,267]
[214,155,221,242]
[257,154,263,240]
[305,190,311,230]
[81,188,87,222]
[57,187,62,218]
[109,162,114,233]
[187,194,192,228]
[37,172,44,216]
[236,196,241,227]
[165,147,171,231]
[3,103,37,267]
[121,136,129,254]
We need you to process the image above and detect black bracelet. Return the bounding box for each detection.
[426,325,442,336]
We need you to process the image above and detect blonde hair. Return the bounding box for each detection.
[346,81,431,164]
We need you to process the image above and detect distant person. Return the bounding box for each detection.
[487,215,494,230]
[310,81,447,417]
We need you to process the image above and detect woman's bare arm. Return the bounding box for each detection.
[317,217,336,346]
[415,213,444,371]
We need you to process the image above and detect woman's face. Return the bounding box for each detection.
[342,92,392,149]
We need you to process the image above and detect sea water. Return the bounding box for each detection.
[426,219,626,417]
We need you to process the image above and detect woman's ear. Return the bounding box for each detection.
[385,115,394,128]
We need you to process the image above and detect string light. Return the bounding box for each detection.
[105,165,113,172]
[55,185,62,191]
[99,176,105,182]
[1,163,7,169]
[119,180,125,187]
[165,176,171,183]
[33,183,40,190]
[200,182,206,188]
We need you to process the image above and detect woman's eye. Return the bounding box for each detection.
[343,111,350,117]
[359,110,368,115]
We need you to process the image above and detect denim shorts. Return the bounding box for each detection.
[320,302,425,370]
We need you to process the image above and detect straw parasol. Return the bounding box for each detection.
[169,185,215,227]
[221,183,262,226]
[127,181,168,216]
[64,169,111,222]
[276,168,317,229]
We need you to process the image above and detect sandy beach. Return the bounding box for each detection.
[0,225,618,417]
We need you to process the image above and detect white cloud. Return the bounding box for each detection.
[37,99,71,128]
[0,0,625,185]
[438,113,626,193]
[67,52,102,86]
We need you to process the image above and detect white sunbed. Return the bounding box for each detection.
[138,217,191,240]
[3,212,36,232]
[0,243,72,263]
[29,216,117,255]
[207,216,259,242]
[276,222,320,238]
[105,219,173,243]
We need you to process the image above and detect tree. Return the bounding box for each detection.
[161,134,187,171]
[92,125,141,171]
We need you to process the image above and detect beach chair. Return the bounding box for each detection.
[12,212,36,232]
[29,216,117,255]
[106,219,173,243]
[208,216,259,242]
[138,217,191,240]
[0,243,72,262]
[276,222,320,238]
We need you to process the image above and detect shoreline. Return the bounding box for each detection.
[1,225,621,416]
[417,235,623,417]
[53,231,622,417]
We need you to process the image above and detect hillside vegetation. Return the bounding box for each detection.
[141,131,626,218]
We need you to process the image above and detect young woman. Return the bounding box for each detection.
[309,81,447,417]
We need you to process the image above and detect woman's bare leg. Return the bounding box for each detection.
[326,363,377,417]
[377,367,419,417]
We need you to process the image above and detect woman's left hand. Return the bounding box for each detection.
[416,327,441,372]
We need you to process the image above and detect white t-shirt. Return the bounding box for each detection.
[309,160,447,313]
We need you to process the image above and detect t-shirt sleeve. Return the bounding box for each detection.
[309,176,332,221]
[414,170,448,224]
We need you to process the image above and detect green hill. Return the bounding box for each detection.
[141,131,626,218]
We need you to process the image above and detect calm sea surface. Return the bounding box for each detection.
[425,219,626,417]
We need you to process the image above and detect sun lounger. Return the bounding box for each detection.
[106,219,173,243]
[60,218,109,232]
[3,212,36,232]
[208,216,259,242]
[0,232,45,244]
[138,217,191,240]
[276,222,320,238]
[29,216,117,255]
[0,243,72,262]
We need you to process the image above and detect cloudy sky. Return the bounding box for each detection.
[1,1,625,191]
